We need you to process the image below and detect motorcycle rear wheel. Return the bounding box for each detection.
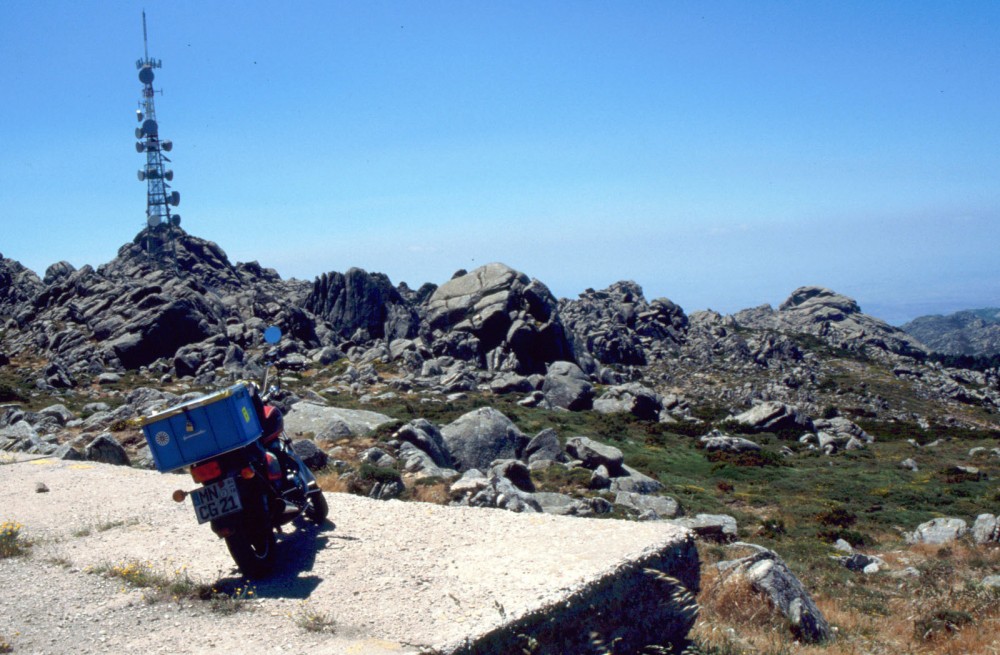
[305,490,329,523]
[225,515,276,579]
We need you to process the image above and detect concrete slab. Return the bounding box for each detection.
[0,458,698,653]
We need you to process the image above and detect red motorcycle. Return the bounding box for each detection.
[137,327,327,578]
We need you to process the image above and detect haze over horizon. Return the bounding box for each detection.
[2,2,998,325]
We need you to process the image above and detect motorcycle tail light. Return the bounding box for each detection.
[191,460,222,483]
[265,452,282,481]
[240,466,255,480]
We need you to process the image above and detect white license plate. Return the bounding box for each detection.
[190,477,243,524]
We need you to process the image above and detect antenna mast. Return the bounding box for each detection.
[134,11,181,258]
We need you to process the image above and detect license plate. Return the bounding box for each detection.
[190,477,243,524]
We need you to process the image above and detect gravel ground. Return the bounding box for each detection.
[0,456,693,654]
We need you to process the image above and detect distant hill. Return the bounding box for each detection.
[901,308,1000,357]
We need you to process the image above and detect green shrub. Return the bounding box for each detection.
[815,507,858,528]
[759,518,787,539]
[0,383,25,403]
[706,449,785,468]
[816,529,872,548]
[357,463,402,485]
[370,419,404,442]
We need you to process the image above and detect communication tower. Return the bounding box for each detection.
[134,11,181,256]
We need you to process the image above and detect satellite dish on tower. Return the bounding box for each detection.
[169,191,180,206]
[137,170,146,181]
[170,215,181,227]
[141,119,158,137]
[164,170,173,181]
[147,214,160,228]
[135,142,145,153]
[161,140,172,152]
[139,66,155,84]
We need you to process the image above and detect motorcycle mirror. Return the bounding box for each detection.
[263,326,282,345]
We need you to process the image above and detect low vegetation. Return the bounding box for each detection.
[88,559,256,613]
[307,388,1000,654]
[0,520,29,559]
[292,602,337,633]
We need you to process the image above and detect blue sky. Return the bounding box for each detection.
[1,1,998,323]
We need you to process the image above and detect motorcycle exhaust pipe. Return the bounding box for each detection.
[277,499,300,516]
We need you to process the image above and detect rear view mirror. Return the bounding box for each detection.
[263,326,282,345]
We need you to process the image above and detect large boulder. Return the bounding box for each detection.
[291,439,329,470]
[670,514,738,542]
[84,433,130,467]
[393,419,453,469]
[609,465,664,494]
[717,543,834,643]
[906,517,969,545]
[523,428,566,464]
[440,407,529,472]
[592,383,666,421]
[542,361,594,411]
[699,430,761,454]
[565,436,624,473]
[808,417,875,454]
[614,491,680,519]
[972,514,999,545]
[284,403,394,440]
[729,401,813,435]
[397,442,459,481]
[464,474,542,513]
[424,263,572,374]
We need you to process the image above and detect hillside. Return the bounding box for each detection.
[2,228,999,654]
[902,308,1000,357]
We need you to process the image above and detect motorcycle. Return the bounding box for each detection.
[136,326,328,578]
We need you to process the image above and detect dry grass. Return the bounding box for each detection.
[408,481,450,504]
[692,541,1000,655]
[315,470,352,494]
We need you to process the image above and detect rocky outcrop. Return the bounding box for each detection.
[424,263,572,374]
[734,286,927,359]
[805,417,874,454]
[0,253,43,321]
[2,229,313,380]
[559,281,688,370]
[305,268,419,341]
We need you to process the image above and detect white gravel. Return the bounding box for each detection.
[0,456,692,654]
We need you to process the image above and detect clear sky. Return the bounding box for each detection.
[1,1,998,324]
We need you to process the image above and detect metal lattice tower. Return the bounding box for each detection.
[135,11,181,256]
